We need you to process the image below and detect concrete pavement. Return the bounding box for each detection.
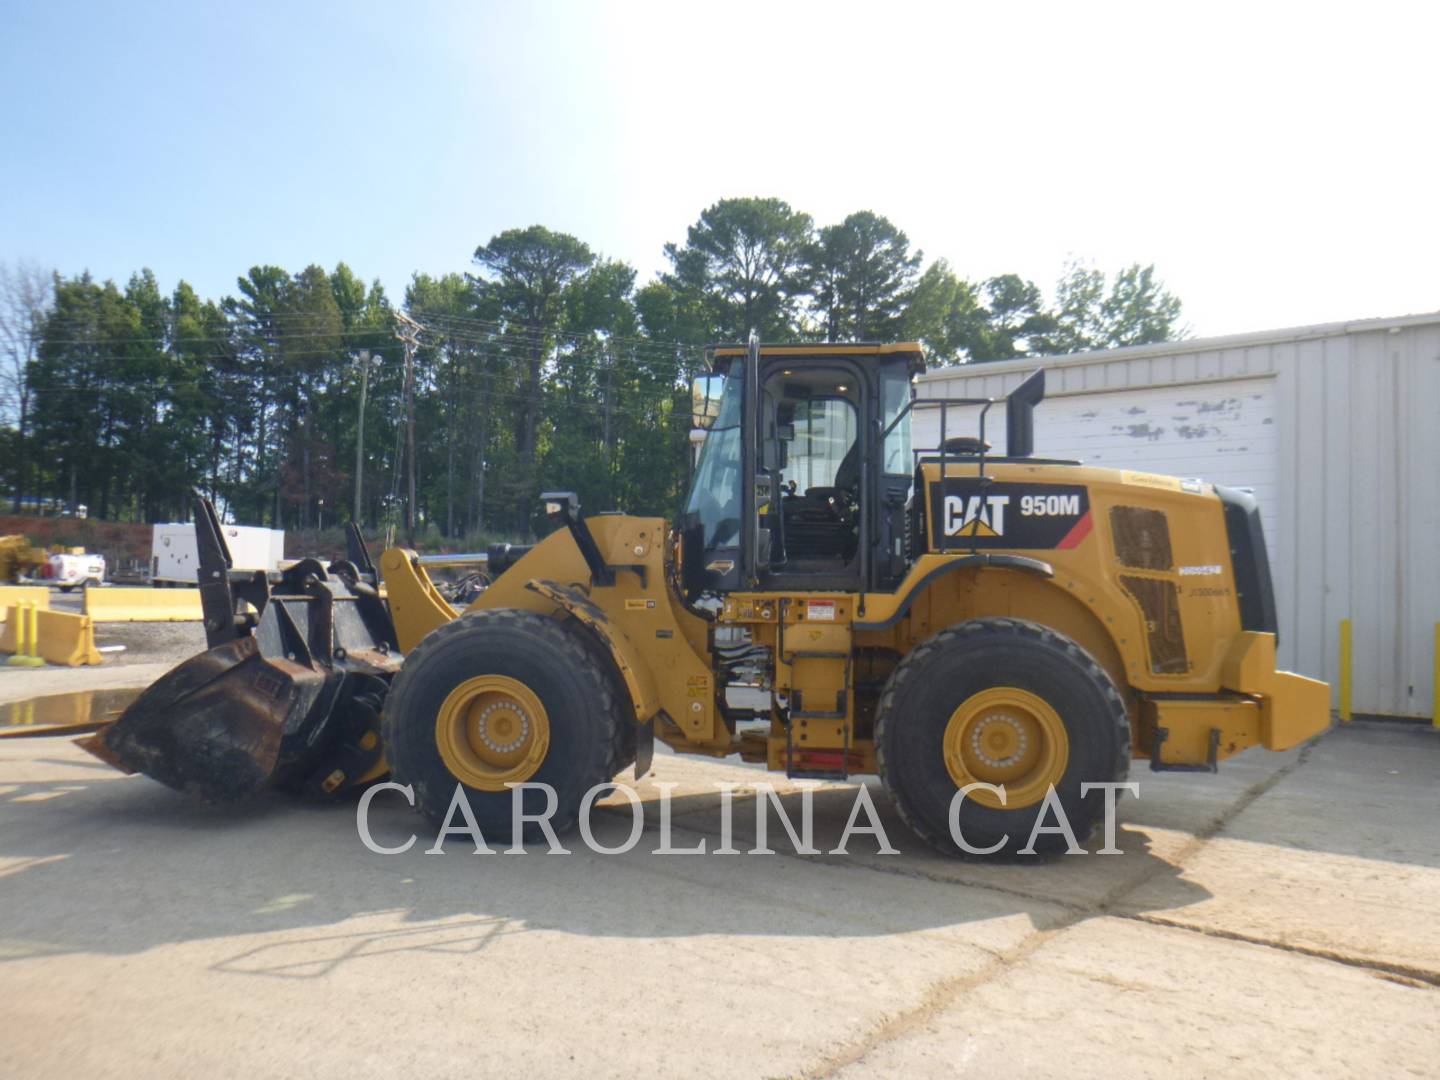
[0,721,1436,1078]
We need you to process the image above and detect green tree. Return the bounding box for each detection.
[662,197,814,341]
[168,280,235,514]
[1032,261,1185,354]
[901,260,988,365]
[472,226,596,532]
[808,211,921,342]
[1100,263,1184,347]
[0,261,52,511]
[970,274,1056,362]
[223,266,290,523]
[30,271,161,519]
[405,272,495,536]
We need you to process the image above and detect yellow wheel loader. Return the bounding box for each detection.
[82,340,1329,855]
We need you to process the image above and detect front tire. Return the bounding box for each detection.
[382,609,622,844]
[877,618,1130,858]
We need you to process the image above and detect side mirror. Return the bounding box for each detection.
[541,491,580,524]
[691,374,726,430]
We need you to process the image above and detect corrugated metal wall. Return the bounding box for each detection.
[915,316,1440,718]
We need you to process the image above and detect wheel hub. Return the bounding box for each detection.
[474,701,531,754]
[968,712,1029,769]
[435,675,551,791]
[942,687,1069,809]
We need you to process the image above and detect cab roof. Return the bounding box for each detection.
[708,341,926,373]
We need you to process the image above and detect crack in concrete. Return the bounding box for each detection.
[607,732,1432,1078]
[793,736,1389,1077]
[1127,914,1440,990]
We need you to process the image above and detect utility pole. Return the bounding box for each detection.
[393,313,422,542]
[353,349,374,526]
[602,341,613,506]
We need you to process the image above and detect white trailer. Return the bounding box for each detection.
[46,550,106,591]
[151,523,285,585]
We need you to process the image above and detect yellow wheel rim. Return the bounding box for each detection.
[942,687,1069,809]
[435,675,550,792]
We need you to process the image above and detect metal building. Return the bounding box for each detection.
[913,312,1440,720]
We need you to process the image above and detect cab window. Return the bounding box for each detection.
[783,397,857,492]
[881,367,912,475]
[685,367,744,548]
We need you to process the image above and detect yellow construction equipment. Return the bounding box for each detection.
[0,536,46,583]
[83,341,1329,856]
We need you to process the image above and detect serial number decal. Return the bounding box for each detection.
[931,481,1091,550]
[806,600,837,621]
[1177,565,1223,576]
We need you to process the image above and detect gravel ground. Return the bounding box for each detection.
[90,620,207,666]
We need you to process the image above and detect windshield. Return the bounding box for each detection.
[686,367,744,548]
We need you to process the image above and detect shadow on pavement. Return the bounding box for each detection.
[5,719,1434,974]
[0,755,1212,970]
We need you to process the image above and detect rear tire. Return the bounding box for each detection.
[877,618,1130,858]
[382,609,622,844]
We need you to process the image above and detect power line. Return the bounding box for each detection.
[31,309,708,359]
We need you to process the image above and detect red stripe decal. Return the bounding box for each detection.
[1056,509,1093,550]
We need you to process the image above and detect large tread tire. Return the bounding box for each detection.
[382,608,622,844]
[564,617,639,775]
[876,617,1130,859]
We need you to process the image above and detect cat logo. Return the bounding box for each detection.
[931,480,1090,550]
[943,494,1009,537]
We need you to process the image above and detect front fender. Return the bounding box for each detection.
[525,579,661,722]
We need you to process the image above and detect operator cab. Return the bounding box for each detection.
[682,341,923,598]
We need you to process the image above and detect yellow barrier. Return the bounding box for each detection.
[34,609,102,666]
[0,586,49,622]
[3,602,45,666]
[84,586,202,623]
[1338,618,1352,722]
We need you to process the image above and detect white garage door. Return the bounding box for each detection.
[914,377,1279,541]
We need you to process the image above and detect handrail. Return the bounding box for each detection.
[885,396,998,556]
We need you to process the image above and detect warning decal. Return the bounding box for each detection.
[806,600,837,621]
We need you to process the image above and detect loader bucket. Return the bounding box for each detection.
[81,495,401,802]
[81,636,333,801]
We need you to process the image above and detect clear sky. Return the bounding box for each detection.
[2,1,1435,338]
